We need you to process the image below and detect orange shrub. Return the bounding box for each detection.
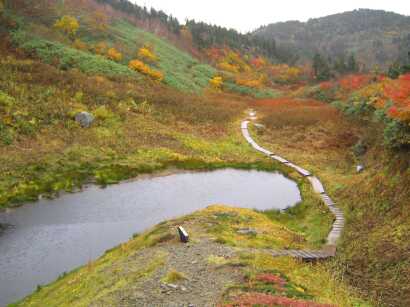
[128,59,164,81]
[217,61,240,73]
[138,46,158,62]
[236,77,263,88]
[107,48,122,62]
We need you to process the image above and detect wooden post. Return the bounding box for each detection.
[177,226,189,243]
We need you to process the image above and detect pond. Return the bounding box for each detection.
[0,169,301,305]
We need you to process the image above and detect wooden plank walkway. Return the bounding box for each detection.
[241,111,345,259]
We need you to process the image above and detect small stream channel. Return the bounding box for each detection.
[0,169,301,305]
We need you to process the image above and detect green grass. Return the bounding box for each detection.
[106,20,217,92]
[260,181,334,248]
[10,29,140,77]
[224,81,282,98]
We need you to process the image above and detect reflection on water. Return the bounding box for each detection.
[0,169,300,305]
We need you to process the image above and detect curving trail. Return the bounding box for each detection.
[241,111,344,260]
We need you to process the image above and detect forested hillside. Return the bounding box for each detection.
[254,9,410,68]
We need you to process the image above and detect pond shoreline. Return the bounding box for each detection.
[0,168,303,306]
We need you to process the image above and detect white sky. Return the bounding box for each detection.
[131,0,410,33]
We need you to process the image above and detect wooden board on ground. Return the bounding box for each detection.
[286,162,311,177]
[307,176,325,194]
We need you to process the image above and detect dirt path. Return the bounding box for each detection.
[93,238,243,307]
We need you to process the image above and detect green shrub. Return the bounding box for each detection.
[224,82,279,98]
[11,29,139,77]
[384,120,410,148]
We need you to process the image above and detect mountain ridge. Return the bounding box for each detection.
[254,9,410,68]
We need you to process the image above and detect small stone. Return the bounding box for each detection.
[167,283,178,289]
[75,112,94,128]
[237,228,257,235]
[356,165,364,173]
[180,286,187,291]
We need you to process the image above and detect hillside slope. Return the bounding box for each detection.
[254,9,410,68]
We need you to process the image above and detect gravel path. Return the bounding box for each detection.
[103,238,243,307]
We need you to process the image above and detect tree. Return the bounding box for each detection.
[347,53,359,72]
[333,55,347,74]
[54,15,79,40]
[313,53,331,81]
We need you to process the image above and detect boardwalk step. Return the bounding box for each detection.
[286,162,311,177]
[270,155,288,163]
[307,176,326,194]
[241,118,345,259]
[270,249,333,260]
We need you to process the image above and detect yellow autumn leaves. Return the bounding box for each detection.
[128,45,164,81]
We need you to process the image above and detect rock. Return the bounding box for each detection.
[236,228,257,235]
[75,112,94,128]
[180,285,187,291]
[356,165,364,173]
[167,283,178,289]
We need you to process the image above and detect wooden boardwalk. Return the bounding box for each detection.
[242,111,344,259]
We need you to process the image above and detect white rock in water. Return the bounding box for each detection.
[75,112,94,128]
[356,165,364,173]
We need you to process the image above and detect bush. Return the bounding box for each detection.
[128,59,164,81]
[11,30,137,76]
[107,47,122,62]
[384,120,410,148]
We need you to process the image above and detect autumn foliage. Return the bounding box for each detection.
[107,47,122,62]
[128,59,164,81]
[138,45,158,62]
[209,76,223,89]
[338,74,371,91]
[94,42,108,55]
[54,15,79,39]
[225,292,335,307]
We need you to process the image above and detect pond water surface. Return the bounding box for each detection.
[0,169,301,305]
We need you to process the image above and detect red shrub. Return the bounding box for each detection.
[256,273,286,286]
[319,81,334,90]
[225,293,336,307]
[339,74,371,91]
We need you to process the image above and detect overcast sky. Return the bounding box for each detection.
[131,0,410,33]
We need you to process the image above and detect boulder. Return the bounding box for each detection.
[75,112,94,128]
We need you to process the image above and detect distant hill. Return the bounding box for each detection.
[254,9,410,69]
